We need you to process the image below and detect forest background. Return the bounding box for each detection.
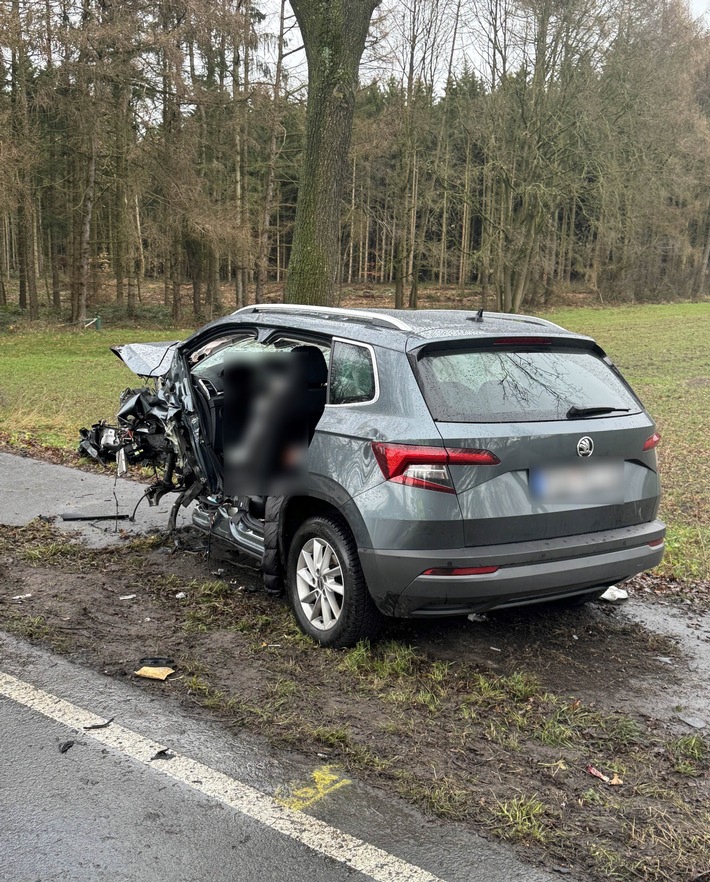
[1,0,709,324]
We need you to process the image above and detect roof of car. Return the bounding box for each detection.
[226,304,589,349]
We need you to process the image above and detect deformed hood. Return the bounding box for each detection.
[111,341,180,378]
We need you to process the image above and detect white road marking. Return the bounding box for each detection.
[0,671,445,882]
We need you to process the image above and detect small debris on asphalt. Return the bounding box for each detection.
[609,773,623,786]
[150,748,175,761]
[12,593,32,601]
[83,717,115,731]
[467,613,487,623]
[139,656,175,667]
[174,592,187,599]
[59,740,75,754]
[490,646,501,652]
[119,594,136,601]
[654,656,674,665]
[600,586,629,603]
[135,666,175,681]
[677,714,706,729]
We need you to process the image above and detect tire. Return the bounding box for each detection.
[286,514,382,648]
[262,496,285,596]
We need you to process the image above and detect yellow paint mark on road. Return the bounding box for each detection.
[276,765,352,811]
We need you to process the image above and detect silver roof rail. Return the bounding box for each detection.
[234,303,413,332]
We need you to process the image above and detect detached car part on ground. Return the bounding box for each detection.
[80,306,665,647]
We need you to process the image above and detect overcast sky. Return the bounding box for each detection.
[255,0,710,101]
[262,0,710,92]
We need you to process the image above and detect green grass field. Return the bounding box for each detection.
[0,302,707,579]
[546,304,709,580]
[0,324,193,447]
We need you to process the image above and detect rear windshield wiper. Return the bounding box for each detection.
[566,405,630,419]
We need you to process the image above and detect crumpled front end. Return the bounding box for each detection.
[77,339,204,522]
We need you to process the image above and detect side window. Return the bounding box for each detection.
[329,341,376,405]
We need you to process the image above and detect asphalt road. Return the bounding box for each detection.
[0,450,192,546]
[0,635,555,882]
[0,451,555,882]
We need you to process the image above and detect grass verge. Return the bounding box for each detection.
[0,520,708,881]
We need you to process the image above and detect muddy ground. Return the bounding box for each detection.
[0,520,708,882]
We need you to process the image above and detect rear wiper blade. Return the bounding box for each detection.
[566,405,630,419]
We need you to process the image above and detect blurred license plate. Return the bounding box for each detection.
[529,461,624,504]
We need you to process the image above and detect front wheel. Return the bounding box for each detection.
[286,514,382,647]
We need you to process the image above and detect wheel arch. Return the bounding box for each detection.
[276,486,367,549]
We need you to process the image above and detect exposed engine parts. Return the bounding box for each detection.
[78,387,171,468]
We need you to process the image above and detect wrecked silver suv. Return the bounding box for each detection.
[81,305,665,647]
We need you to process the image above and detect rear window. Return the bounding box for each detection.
[417,348,641,423]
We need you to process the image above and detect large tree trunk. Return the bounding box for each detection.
[285,0,380,306]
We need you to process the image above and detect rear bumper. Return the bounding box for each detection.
[358,520,665,617]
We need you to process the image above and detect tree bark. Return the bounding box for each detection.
[0,220,6,306]
[171,241,181,323]
[255,0,286,304]
[76,145,96,323]
[285,0,380,306]
[394,236,404,309]
[691,199,710,300]
[127,257,137,319]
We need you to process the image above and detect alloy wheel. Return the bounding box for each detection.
[295,537,344,630]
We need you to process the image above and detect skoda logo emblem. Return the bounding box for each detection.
[577,436,594,457]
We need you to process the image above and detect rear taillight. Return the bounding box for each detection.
[643,432,661,451]
[648,538,664,548]
[422,565,499,576]
[372,442,499,494]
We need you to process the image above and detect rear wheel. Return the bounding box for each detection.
[287,514,382,647]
